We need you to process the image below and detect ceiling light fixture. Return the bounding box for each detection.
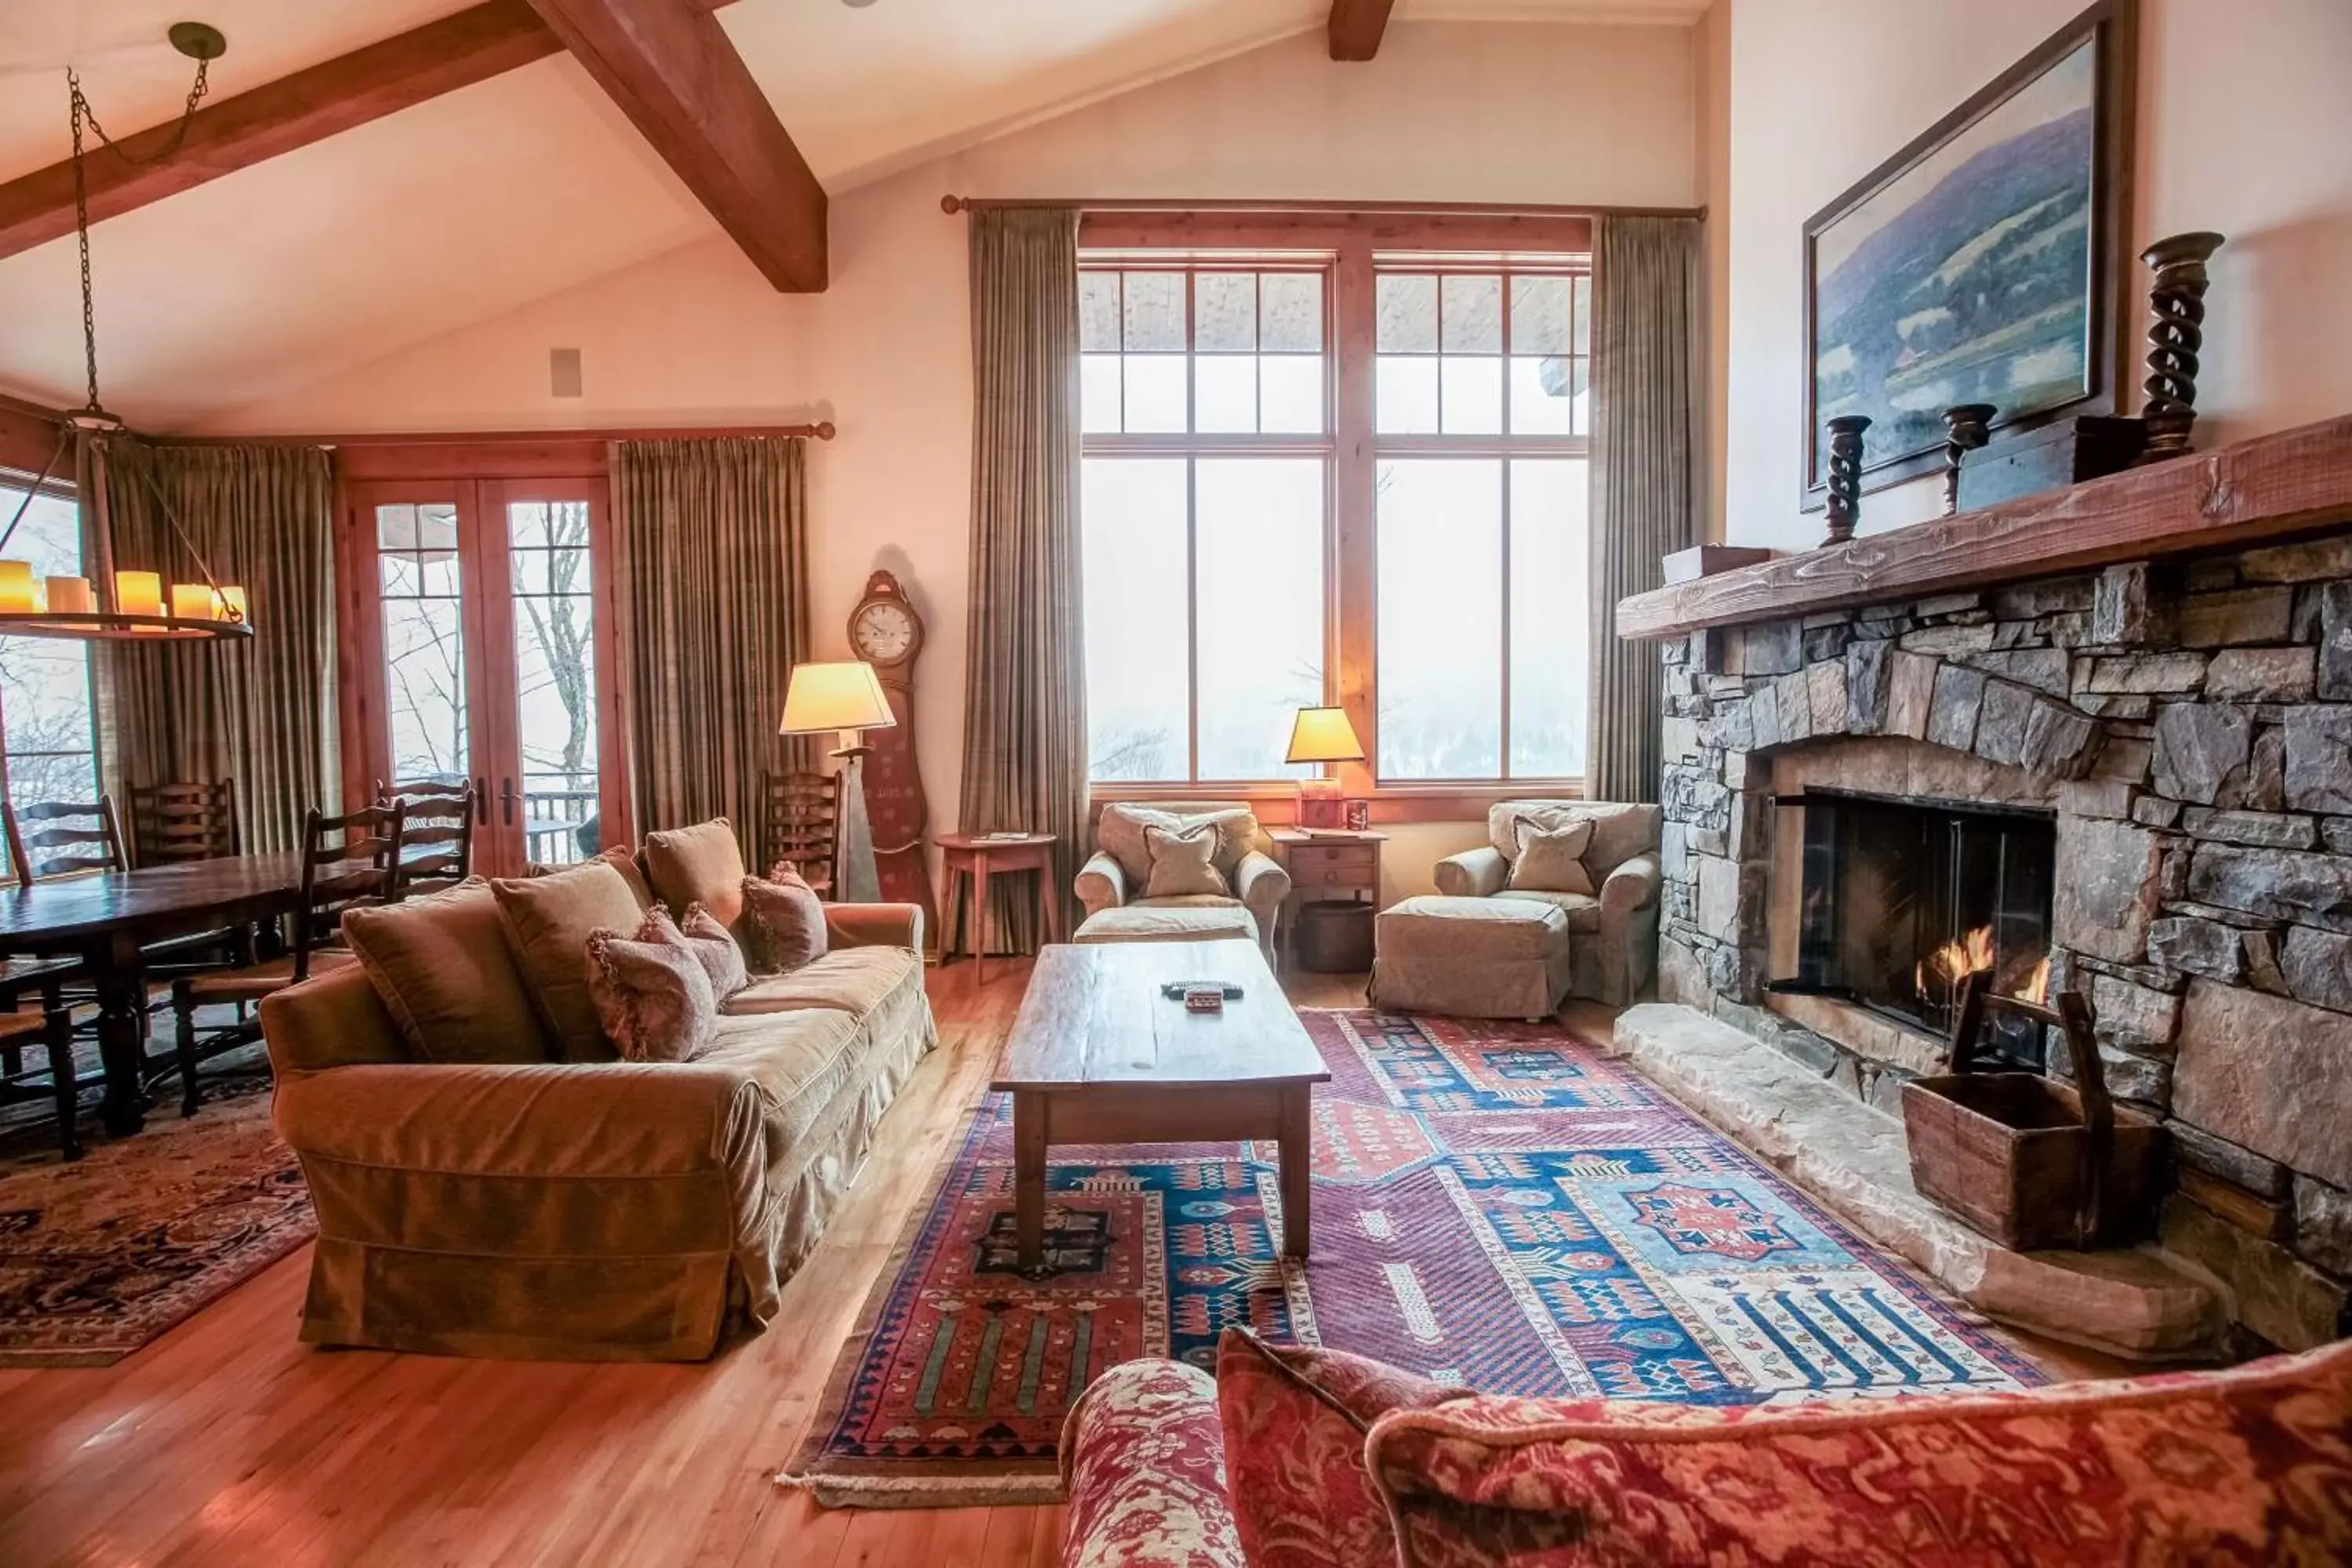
[0,22,255,643]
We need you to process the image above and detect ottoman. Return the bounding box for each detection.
[1370,895,1572,1020]
[1075,904,1261,946]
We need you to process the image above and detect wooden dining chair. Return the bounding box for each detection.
[2,796,129,891]
[377,779,476,897]
[0,958,89,1160]
[168,802,405,1116]
[762,769,840,898]
[128,779,241,866]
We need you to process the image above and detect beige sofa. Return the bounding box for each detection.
[1430,800,1663,1006]
[259,824,934,1362]
[1073,800,1290,960]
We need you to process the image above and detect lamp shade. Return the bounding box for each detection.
[1285,706,1365,764]
[779,660,897,735]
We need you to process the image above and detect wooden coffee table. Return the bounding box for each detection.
[992,938,1330,1272]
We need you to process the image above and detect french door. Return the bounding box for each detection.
[344,477,630,877]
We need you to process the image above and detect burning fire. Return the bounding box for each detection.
[1915,926,2051,1007]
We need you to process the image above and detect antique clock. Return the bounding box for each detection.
[848,571,936,931]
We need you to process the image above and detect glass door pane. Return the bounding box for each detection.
[503,497,602,866]
[374,499,472,786]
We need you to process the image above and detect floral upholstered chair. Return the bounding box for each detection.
[1432,799,1663,1005]
[1073,801,1290,961]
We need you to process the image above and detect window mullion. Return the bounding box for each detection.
[1185,456,1201,785]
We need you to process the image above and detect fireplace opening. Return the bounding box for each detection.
[1771,789,2057,1069]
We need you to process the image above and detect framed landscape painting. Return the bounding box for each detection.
[1801,0,2136,510]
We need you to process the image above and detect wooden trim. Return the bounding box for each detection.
[1088,781,1583,827]
[0,2,563,264]
[0,400,67,488]
[960,195,1690,220]
[165,422,832,448]
[1615,413,2352,639]
[525,0,827,292]
[1327,0,1398,62]
[1332,239,1377,801]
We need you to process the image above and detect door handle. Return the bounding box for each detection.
[474,776,489,826]
[501,778,517,827]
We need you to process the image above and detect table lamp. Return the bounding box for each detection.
[1286,706,1364,829]
[780,660,897,902]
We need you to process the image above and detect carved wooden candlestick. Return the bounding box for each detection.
[1822,415,1871,546]
[2137,231,2225,463]
[1940,403,1996,515]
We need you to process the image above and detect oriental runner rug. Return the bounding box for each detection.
[781,1010,2044,1508]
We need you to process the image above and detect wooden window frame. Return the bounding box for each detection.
[1078,213,1595,825]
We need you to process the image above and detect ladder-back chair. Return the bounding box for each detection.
[2,796,128,890]
[762,770,840,897]
[378,779,477,897]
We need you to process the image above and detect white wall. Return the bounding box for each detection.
[203,20,1702,900]
[1721,0,2352,552]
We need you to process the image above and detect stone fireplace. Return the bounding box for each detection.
[1650,530,2352,1357]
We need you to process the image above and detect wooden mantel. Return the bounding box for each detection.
[1617,414,2352,640]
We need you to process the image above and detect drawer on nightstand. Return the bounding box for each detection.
[1289,848,1377,887]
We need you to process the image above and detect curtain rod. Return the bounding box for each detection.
[157,422,837,448]
[941,195,1704,220]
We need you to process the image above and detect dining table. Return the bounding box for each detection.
[0,852,310,1136]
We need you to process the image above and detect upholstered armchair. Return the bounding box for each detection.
[1074,801,1290,960]
[1433,800,1662,1005]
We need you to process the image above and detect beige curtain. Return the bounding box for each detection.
[612,436,810,866]
[1587,214,1701,804]
[94,437,339,854]
[960,207,1086,953]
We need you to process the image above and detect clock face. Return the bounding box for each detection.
[851,598,920,665]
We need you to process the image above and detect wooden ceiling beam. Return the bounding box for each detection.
[0,0,564,264]
[1328,0,1398,61]
[523,0,826,292]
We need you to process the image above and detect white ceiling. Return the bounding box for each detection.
[0,0,1704,428]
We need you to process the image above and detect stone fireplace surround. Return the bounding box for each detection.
[1652,529,2352,1358]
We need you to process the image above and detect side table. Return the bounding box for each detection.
[937,832,1058,986]
[1270,828,1385,970]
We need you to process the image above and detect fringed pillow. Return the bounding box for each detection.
[740,862,829,975]
[677,901,749,1000]
[584,908,718,1063]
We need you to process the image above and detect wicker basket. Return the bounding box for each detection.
[1901,971,2165,1251]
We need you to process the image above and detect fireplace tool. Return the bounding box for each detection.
[1901,971,2164,1251]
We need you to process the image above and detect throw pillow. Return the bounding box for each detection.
[1216,1328,1470,1568]
[584,911,718,1063]
[643,818,749,928]
[740,862,829,974]
[1144,823,1229,898]
[1367,1341,2352,1567]
[1098,804,1258,884]
[677,902,750,1000]
[491,856,650,1063]
[1507,818,1596,895]
[341,877,552,1064]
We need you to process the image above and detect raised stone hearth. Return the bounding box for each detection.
[1653,529,2352,1356]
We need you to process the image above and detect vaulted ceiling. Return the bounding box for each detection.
[0,0,1704,430]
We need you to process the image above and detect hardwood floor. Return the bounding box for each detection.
[0,961,2099,1567]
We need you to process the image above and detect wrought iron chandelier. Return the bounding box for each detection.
[0,23,252,644]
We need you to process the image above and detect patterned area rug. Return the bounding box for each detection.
[0,1065,314,1366]
[781,1011,2045,1508]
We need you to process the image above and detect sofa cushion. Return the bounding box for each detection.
[1489,800,1659,881]
[1378,895,1570,960]
[722,945,919,1019]
[585,909,719,1064]
[1098,804,1257,884]
[740,865,829,974]
[1491,889,1602,933]
[677,902,749,1000]
[492,856,651,1063]
[342,878,550,1065]
[643,818,748,927]
[594,843,658,911]
[1504,818,1595,895]
[1367,1338,2352,1568]
[1144,822,1229,898]
[1076,905,1258,945]
[1217,1329,1468,1568]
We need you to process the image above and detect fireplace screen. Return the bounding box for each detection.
[1777,789,2057,1068]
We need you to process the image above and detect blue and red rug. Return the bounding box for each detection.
[782,1010,2045,1507]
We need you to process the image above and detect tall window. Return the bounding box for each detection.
[1374,266,1591,781]
[0,485,100,847]
[1081,264,1330,782]
[1078,233,1592,794]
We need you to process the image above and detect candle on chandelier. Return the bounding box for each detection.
[45,575,94,614]
[115,570,164,619]
[171,582,225,622]
[0,560,38,613]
